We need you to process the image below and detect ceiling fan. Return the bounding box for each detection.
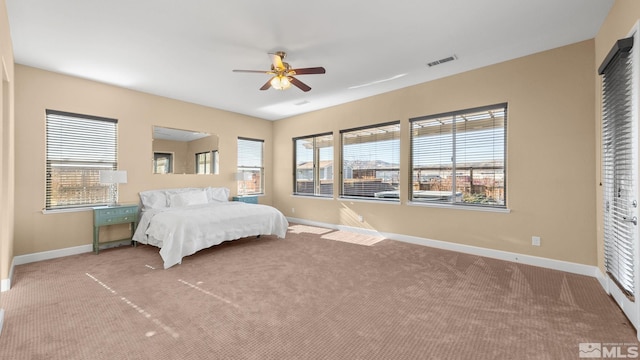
[233,51,326,92]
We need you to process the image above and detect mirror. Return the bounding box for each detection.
[152,126,219,174]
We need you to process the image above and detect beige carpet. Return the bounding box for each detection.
[0,224,636,359]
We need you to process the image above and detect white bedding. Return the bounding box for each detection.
[133,201,289,269]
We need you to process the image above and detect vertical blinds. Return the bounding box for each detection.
[340,122,400,199]
[601,37,637,296]
[45,110,117,209]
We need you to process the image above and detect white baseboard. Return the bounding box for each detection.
[287,217,600,278]
[12,244,93,267]
[0,244,93,292]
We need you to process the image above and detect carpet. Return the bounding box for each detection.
[0,224,636,359]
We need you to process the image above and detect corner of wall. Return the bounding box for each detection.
[0,256,13,292]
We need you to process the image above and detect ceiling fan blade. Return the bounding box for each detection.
[259,78,273,91]
[290,77,311,92]
[270,52,285,70]
[290,67,326,75]
[233,69,272,74]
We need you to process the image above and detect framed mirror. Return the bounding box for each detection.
[152,126,219,174]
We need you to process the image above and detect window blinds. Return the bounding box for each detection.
[340,122,400,200]
[601,37,637,297]
[237,137,264,195]
[410,104,506,207]
[45,110,117,210]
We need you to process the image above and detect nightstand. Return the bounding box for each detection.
[93,204,139,254]
[232,195,258,204]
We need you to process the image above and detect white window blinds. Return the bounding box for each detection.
[600,37,637,297]
[410,104,506,207]
[340,122,400,200]
[45,110,118,210]
[237,137,264,195]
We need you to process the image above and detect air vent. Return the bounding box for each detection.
[427,55,457,67]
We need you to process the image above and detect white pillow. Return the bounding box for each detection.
[139,190,168,210]
[206,187,230,203]
[169,190,208,207]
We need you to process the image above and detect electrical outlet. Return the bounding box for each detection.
[291,208,295,213]
[532,236,541,246]
[358,215,364,222]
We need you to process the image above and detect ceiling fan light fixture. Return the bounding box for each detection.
[233,51,323,92]
[270,75,291,90]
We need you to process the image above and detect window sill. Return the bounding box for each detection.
[291,194,334,200]
[407,201,511,213]
[338,196,401,205]
[42,206,95,215]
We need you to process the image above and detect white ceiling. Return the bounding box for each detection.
[6,0,614,121]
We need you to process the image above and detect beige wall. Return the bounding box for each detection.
[12,65,274,257]
[0,0,15,282]
[594,0,640,272]
[273,40,597,265]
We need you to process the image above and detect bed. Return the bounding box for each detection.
[132,187,289,269]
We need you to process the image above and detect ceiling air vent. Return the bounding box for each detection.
[427,55,457,67]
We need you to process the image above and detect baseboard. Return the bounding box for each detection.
[385,232,599,278]
[287,217,600,278]
[12,244,93,267]
[1,241,137,292]
[1,244,94,292]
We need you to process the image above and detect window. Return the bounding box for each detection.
[195,150,219,174]
[340,121,400,200]
[237,137,264,195]
[195,151,211,174]
[45,110,118,210]
[154,152,173,174]
[410,103,507,207]
[294,133,333,196]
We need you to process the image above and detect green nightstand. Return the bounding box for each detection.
[93,204,139,254]
[232,195,258,204]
